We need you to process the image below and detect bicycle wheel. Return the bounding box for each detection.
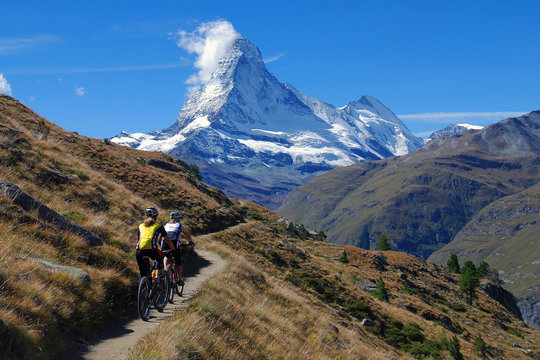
[166,264,176,304]
[153,271,169,312]
[176,264,184,297]
[137,276,152,321]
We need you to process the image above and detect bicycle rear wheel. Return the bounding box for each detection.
[137,276,152,321]
[166,264,176,304]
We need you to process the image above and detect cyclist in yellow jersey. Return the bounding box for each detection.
[136,206,175,277]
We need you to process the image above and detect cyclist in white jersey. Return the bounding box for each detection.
[162,210,194,284]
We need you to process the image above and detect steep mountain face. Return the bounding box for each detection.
[428,123,483,141]
[279,110,540,258]
[429,182,540,331]
[112,36,423,209]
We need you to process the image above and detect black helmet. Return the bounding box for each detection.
[145,206,159,218]
[170,210,182,220]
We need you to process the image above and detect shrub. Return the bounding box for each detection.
[448,335,463,360]
[339,250,349,264]
[449,303,466,312]
[474,334,487,357]
[343,300,371,319]
[189,163,202,180]
[373,277,389,301]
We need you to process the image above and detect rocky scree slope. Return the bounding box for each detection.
[112,35,423,210]
[0,94,242,359]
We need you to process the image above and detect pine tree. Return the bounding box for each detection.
[460,261,480,305]
[339,250,349,264]
[478,261,489,277]
[373,277,389,301]
[447,253,460,273]
[378,234,391,251]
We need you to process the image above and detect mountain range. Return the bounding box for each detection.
[278,110,540,329]
[112,36,423,209]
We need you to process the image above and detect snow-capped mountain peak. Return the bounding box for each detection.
[112,32,424,208]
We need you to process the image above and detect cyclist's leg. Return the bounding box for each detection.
[174,248,183,283]
[136,249,152,277]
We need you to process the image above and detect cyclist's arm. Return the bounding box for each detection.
[181,227,194,244]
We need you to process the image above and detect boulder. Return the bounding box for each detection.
[32,258,91,286]
[481,281,523,320]
[0,180,102,246]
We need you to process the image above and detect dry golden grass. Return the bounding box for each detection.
[130,240,401,360]
[131,216,539,360]
[0,95,242,358]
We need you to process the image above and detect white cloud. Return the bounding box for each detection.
[399,111,527,124]
[0,73,12,95]
[75,86,85,96]
[0,34,60,55]
[174,20,240,94]
[264,52,287,64]
[5,62,189,75]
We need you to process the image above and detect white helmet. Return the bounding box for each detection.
[170,210,182,220]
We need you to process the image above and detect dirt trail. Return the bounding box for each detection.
[62,249,228,360]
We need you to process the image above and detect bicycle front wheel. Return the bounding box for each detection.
[153,273,169,312]
[176,264,184,297]
[137,276,152,321]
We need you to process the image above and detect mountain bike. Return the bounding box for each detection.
[137,256,170,321]
[163,242,192,303]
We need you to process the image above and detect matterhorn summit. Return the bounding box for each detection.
[112,24,423,208]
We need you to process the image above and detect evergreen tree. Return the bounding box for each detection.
[477,261,489,277]
[474,334,487,358]
[447,253,460,273]
[460,261,480,305]
[448,335,464,360]
[378,234,391,251]
[189,163,202,180]
[373,277,389,301]
[339,250,349,264]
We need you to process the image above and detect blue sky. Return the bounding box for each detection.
[1,0,538,139]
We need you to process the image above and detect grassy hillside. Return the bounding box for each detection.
[131,202,539,359]
[278,111,540,259]
[429,182,540,331]
[0,94,241,358]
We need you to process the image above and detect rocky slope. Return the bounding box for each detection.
[279,110,540,258]
[112,35,423,209]
[428,123,483,141]
[429,182,540,331]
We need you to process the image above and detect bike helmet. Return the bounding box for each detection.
[145,206,159,218]
[170,210,182,220]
